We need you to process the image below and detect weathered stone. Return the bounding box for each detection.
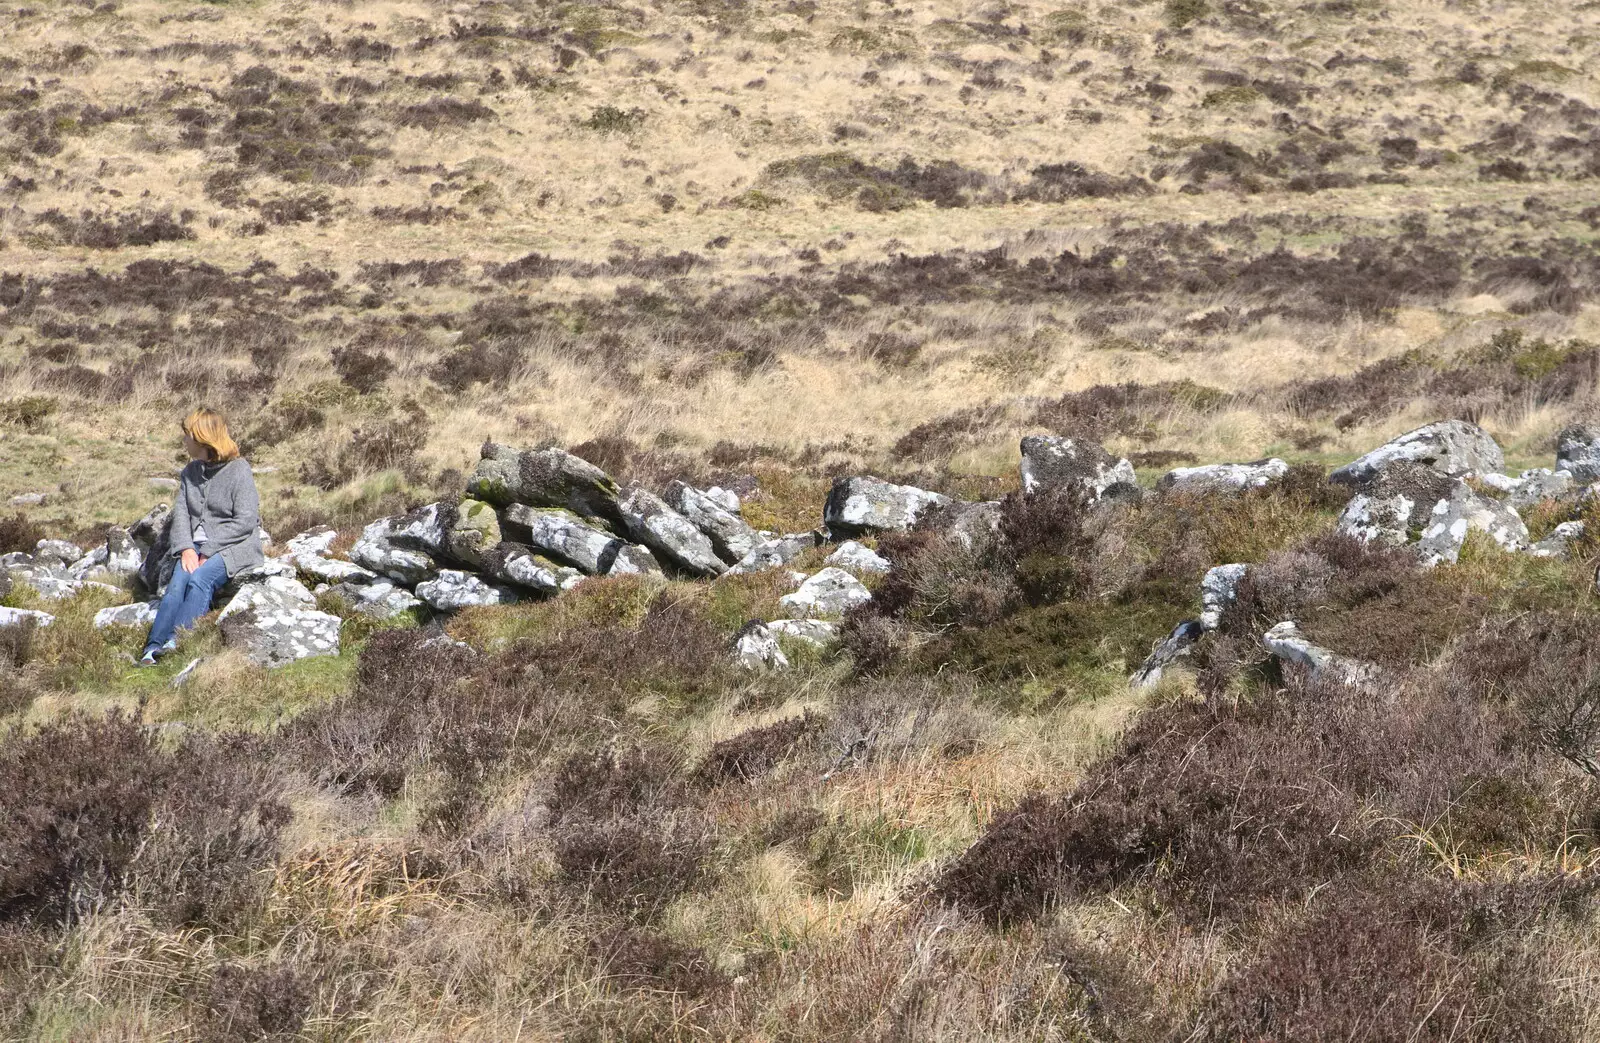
[1157,458,1289,495]
[1330,419,1505,489]
[34,539,83,564]
[328,579,423,619]
[1556,425,1600,484]
[8,492,45,507]
[351,513,438,585]
[103,527,145,577]
[505,504,628,575]
[445,498,501,569]
[766,618,841,647]
[286,528,338,557]
[1261,620,1375,683]
[467,442,623,526]
[3,561,115,601]
[779,567,872,619]
[1336,463,1527,565]
[217,557,299,602]
[0,606,55,628]
[1530,520,1585,559]
[618,484,727,577]
[133,504,175,597]
[67,543,109,580]
[606,543,662,577]
[1019,435,1140,503]
[295,551,379,586]
[824,476,952,536]
[94,601,160,629]
[1478,468,1576,512]
[733,622,789,671]
[482,543,587,595]
[217,575,341,667]
[1,552,33,568]
[1200,563,1250,631]
[946,501,1003,552]
[415,569,520,610]
[704,486,741,514]
[727,532,819,575]
[665,480,760,563]
[1131,620,1203,688]
[825,540,891,575]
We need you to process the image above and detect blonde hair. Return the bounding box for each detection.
[182,408,240,463]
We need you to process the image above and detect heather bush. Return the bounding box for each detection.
[199,961,315,1043]
[0,512,46,554]
[588,926,727,997]
[693,712,822,786]
[329,344,393,394]
[550,744,687,824]
[554,814,716,921]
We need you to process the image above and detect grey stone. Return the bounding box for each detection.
[1330,419,1505,489]
[0,606,55,628]
[217,575,341,667]
[416,569,520,610]
[1556,425,1600,484]
[605,543,662,577]
[102,528,145,577]
[779,567,872,619]
[482,543,587,595]
[1261,621,1375,684]
[330,578,424,618]
[296,551,379,586]
[1131,620,1203,689]
[704,486,741,514]
[351,513,438,586]
[505,504,629,575]
[94,601,160,628]
[665,480,760,563]
[67,543,109,580]
[1336,463,1527,566]
[0,552,33,568]
[823,476,952,536]
[766,618,841,647]
[8,493,46,506]
[947,501,1003,552]
[1157,458,1289,495]
[1530,521,1585,559]
[1200,563,1250,631]
[445,498,501,569]
[825,540,891,575]
[727,532,819,575]
[733,623,789,671]
[1019,435,1139,503]
[132,504,175,598]
[618,484,727,577]
[286,528,338,557]
[467,442,623,527]
[1478,468,1576,511]
[34,539,83,564]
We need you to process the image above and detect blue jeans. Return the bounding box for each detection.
[144,555,229,655]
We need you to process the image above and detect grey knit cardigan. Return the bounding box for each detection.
[168,458,265,577]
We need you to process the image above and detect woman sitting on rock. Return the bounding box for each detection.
[140,408,263,666]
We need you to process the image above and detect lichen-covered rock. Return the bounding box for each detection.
[704,486,741,514]
[482,543,587,595]
[217,557,299,602]
[824,476,952,536]
[1556,425,1600,483]
[467,442,623,526]
[1131,620,1203,688]
[733,622,789,671]
[3,560,117,601]
[947,501,1003,552]
[1478,468,1576,511]
[606,543,662,576]
[415,569,520,610]
[1200,563,1250,631]
[445,498,502,569]
[1019,435,1140,503]
[766,618,841,647]
[825,540,891,575]
[351,513,439,586]
[779,567,872,619]
[133,503,175,597]
[33,539,83,565]
[286,528,338,557]
[0,606,55,628]
[1330,419,1505,489]
[665,480,760,563]
[727,532,819,575]
[94,601,160,628]
[1157,458,1288,495]
[1529,520,1585,559]
[1261,620,1374,683]
[505,504,629,575]
[1336,463,1527,565]
[217,575,341,667]
[618,484,727,577]
[295,551,379,586]
[328,579,423,619]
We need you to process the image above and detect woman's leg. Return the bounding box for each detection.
[170,555,230,635]
[144,564,194,655]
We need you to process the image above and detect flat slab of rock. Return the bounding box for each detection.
[218,576,341,667]
[825,540,891,575]
[482,543,587,595]
[1478,468,1575,511]
[1019,435,1140,503]
[779,567,872,619]
[0,606,54,628]
[1556,426,1600,484]
[506,504,631,575]
[1337,463,1527,565]
[619,485,726,577]
[94,601,160,629]
[824,476,951,536]
[415,569,519,610]
[1530,520,1585,559]
[328,579,422,619]
[467,443,623,527]
[1200,563,1250,631]
[665,480,759,564]
[766,618,841,646]
[1262,620,1374,683]
[1157,458,1288,495]
[1330,419,1504,489]
[727,532,819,575]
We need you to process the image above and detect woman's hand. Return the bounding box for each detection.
[181,549,206,573]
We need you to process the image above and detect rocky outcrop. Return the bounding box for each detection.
[505,504,631,575]
[946,500,1003,552]
[133,504,175,596]
[444,498,502,569]
[467,443,623,526]
[1157,458,1288,495]
[1261,621,1374,683]
[727,532,819,575]
[1131,620,1203,688]
[767,618,841,647]
[217,575,341,667]
[779,567,872,619]
[618,484,727,577]
[351,511,440,586]
[733,622,789,670]
[1556,425,1600,483]
[481,543,587,595]
[1019,435,1139,503]
[1200,563,1250,631]
[665,480,759,563]
[1478,468,1576,511]
[327,579,423,619]
[825,540,891,575]
[1336,463,1527,565]
[824,476,951,536]
[416,569,519,610]
[0,606,54,628]
[93,601,160,629]
[1330,419,1504,489]
[1530,520,1586,559]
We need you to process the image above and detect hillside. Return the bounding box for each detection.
[4,0,1600,1039]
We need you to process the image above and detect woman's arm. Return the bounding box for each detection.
[210,461,261,550]
[169,464,195,556]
